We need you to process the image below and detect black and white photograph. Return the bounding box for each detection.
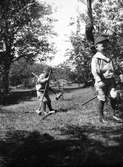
[0,0,123,167]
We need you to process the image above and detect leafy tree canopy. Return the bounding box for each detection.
[68,0,123,85]
[0,0,56,94]
[0,0,55,63]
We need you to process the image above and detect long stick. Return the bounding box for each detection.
[38,70,52,111]
[32,72,38,79]
[81,95,97,106]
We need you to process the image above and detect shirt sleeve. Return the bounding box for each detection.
[91,57,102,83]
[95,52,110,62]
[37,74,47,83]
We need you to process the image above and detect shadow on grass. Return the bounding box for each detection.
[0,130,86,167]
[0,124,123,167]
[60,123,123,167]
[1,90,37,105]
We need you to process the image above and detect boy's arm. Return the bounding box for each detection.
[40,77,49,83]
[91,57,102,83]
[32,72,48,83]
[91,57,105,87]
[95,52,110,62]
[37,74,49,84]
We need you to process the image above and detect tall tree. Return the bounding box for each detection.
[78,0,96,53]
[93,0,123,69]
[68,0,123,85]
[86,0,94,43]
[0,0,54,95]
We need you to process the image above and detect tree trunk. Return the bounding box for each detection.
[0,50,11,104]
[2,64,10,94]
[86,0,96,54]
[0,63,10,104]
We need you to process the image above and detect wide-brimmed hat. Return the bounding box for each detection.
[95,36,109,45]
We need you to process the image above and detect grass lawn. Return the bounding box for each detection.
[0,86,123,167]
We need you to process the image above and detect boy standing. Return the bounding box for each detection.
[91,35,122,123]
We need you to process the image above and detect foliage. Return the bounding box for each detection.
[0,0,55,94]
[68,0,123,84]
[93,0,121,34]
[68,34,92,84]
[10,60,74,89]
[93,0,123,72]
[10,58,32,87]
[9,58,49,88]
[51,65,72,84]
[0,0,54,62]
[14,9,55,62]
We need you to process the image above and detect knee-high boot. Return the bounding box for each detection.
[98,100,105,122]
[110,98,122,121]
[110,98,117,115]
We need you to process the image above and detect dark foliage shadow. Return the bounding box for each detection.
[56,108,68,113]
[56,105,78,113]
[0,130,89,167]
[1,90,37,105]
[1,123,123,167]
[60,123,123,167]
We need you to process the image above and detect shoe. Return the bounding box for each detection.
[48,110,55,114]
[112,115,122,122]
[35,109,42,115]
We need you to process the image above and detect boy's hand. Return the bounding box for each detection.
[95,81,105,87]
[106,58,110,62]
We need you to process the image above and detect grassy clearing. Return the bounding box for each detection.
[0,86,123,167]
